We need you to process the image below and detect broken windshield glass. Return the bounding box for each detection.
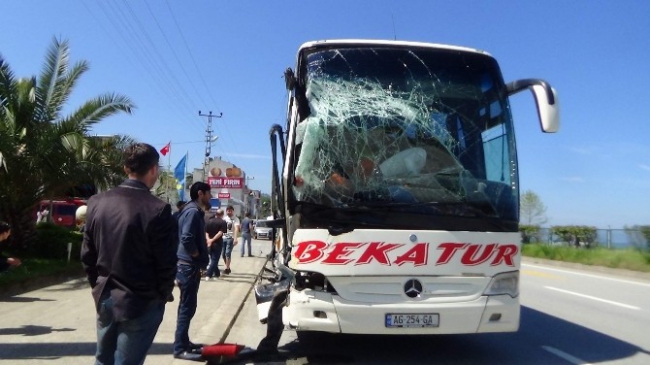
[291,46,519,223]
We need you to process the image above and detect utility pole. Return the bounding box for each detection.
[199,111,223,182]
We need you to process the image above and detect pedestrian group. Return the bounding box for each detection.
[78,142,257,364]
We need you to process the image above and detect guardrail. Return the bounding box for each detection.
[523,228,648,250]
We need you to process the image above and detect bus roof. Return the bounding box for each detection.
[297,39,491,57]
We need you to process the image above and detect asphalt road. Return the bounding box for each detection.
[226,258,650,365]
[1,245,649,365]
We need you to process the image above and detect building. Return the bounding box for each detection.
[192,157,256,217]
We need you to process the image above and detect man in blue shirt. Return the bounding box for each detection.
[173,182,211,360]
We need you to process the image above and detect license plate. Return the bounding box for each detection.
[385,313,439,328]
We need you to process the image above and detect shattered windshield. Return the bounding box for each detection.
[291,45,519,226]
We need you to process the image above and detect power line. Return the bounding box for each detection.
[90,1,204,133]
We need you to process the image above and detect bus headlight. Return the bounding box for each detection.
[484,271,519,298]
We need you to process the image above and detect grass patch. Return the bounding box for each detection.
[0,258,83,288]
[522,244,650,273]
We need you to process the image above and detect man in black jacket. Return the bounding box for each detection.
[81,143,177,365]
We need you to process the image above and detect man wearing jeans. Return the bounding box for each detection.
[204,209,226,280]
[240,212,253,257]
[81,143,177,365]
[173,182,211,360]
[221,205,240,275]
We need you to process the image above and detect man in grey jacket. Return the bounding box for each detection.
[173,181,211,360]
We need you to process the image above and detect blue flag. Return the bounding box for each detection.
[174,155,187,182]
[174,155,187,201]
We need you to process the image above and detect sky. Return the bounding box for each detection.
[2,1,649,229]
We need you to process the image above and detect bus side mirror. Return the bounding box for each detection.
[506,79,560,133]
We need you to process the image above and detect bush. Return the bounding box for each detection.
[26,223,83,260]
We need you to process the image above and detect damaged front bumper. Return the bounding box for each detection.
[279,288,519,335]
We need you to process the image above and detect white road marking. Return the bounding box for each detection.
[541,346,592,365]
[545,286,641,310]
[523,263,650,288]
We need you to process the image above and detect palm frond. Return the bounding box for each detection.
[68,93,135,130]
[60,132,86,157]
[0,56,18,112]
[0,151,6,172]
[51,60,89,117]
[36,37,69,123]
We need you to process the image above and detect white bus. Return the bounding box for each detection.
[258,39,559,335]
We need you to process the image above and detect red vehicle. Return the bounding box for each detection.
[36,199,86,228]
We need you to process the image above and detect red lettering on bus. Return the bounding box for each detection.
[294,240,327,264]
[436,243,468,265]
[461,243,498,266]
[393,243,428,266]
[293,240,518,267]
[490,244,518,266]
[323,242,365,265]
[356,242,402,266]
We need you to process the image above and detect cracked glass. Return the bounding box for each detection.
[291,45,519,223]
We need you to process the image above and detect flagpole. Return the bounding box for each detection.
[167,141,172,203]
[185,151,188,201]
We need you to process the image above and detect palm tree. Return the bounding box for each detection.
[0,37,135,248]
[154,169,178,204]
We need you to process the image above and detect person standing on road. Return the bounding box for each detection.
[204,209,227,280]
[0,221,21,272]
[240,212,253,257]
[173,182,211,360]
[80,143,177,365]
[222,205,240,275]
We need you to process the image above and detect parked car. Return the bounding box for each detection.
[253,219,273,240]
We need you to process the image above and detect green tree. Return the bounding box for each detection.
[155,169,180,204]
[0,38,135,248]
[551,225,598,248]
[519,190,548,226]
[519,224,542,244]
[260,194,272,218]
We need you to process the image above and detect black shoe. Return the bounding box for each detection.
[248,254,254,257]
[174,351,203,361]
[224,268,231,275]
[188,342,203,350]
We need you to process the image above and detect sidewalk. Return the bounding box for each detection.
[0,239,274,365]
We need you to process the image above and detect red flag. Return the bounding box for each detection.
[160,142,170,156]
